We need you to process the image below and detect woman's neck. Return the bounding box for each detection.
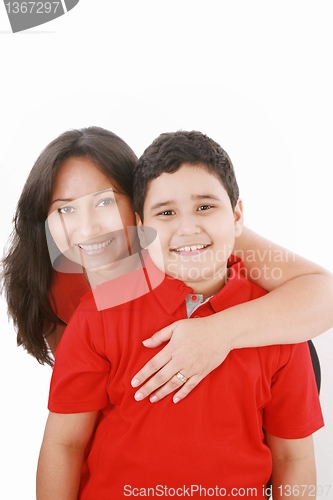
[84,252,142,289]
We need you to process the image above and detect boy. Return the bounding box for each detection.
[37,131,323,499]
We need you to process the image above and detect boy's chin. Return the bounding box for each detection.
[165,265,228,284]
[166,270,212,282]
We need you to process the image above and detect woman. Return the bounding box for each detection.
[2,126,333,403]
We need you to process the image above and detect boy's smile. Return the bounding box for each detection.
[171,243,209,255]
[137,163,243,299]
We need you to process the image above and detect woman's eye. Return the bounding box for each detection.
[198,205,212,211]
[58,206,75,215]
[98,198,115,207]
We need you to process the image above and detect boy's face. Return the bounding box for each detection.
[136,163,243,298]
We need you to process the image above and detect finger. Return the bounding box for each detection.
[141,321,179,348]
[131,347,171,387]
[131,350,172,388]
[133,363,182,401]
[172,376,201,404]
[149,373,191,403]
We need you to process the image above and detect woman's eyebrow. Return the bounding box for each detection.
[50,198,72,205]
[93,189,114,196]
[50,189,115,206]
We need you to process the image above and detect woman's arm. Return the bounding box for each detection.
[234,226,332,294]
[36,411,98,500]
[131,227,333,403]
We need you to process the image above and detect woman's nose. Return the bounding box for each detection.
[77,209,102,241]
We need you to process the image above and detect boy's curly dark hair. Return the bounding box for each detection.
[133,130,239,221]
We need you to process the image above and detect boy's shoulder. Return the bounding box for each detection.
[227,254,267,298]
[210,255,267,312]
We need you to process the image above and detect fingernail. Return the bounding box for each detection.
[142,338,152,346]
[134,392,144,401]
[150,396,158,403]
[131,378,140,387]
[173,398,180,404]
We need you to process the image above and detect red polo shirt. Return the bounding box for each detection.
[49,255,324,499]
[50,270,90,325]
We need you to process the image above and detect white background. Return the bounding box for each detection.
[1,1,332,498]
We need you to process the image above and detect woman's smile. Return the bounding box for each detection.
[78,237,114,255]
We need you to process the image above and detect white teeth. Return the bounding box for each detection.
[174,244,207,252]
[79,238,113,251]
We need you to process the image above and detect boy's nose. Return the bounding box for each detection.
[176,215,201,236]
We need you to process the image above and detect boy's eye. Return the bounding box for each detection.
[198,205,212,211]
[58,206,75,215]
[97,198,115,207]
[158,210,175,216]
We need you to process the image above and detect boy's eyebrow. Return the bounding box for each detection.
[149,200,175,211]
[192,194,221,201]
[50,189,115,206]
[149,194,221,211]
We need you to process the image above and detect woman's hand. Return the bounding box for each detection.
[131,317,232,403]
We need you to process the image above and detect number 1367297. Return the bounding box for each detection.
[5,2,60,14]
[277,484,331,497]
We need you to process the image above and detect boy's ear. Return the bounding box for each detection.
[136,213,147,248]
[233,199,244,238]
[135,213,142,227]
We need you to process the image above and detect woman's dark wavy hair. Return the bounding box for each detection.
[1,126,137,366]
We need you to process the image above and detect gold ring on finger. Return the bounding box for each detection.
[176,371,188,384]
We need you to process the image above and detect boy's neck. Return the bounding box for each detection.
[183,268,228,301]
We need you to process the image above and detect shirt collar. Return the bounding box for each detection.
[143,252,249,316]
[142,251,193,315]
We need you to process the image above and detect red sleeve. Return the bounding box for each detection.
[263,342,324,438]
[48,299,110,413]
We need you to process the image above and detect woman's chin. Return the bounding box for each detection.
[84,250,134,272]
[61,242,139,274]
[56,249,108,272]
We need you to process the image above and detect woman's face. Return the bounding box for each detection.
[47,156,136,271]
